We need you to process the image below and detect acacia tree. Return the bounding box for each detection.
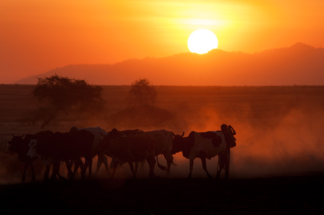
[128,79,157,106]
[31,75,104,128]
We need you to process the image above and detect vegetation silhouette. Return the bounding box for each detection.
[127,79,157,106]
[30,75,104,128]
[110,79,176,128]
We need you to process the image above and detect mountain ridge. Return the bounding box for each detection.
[15,43,324,86]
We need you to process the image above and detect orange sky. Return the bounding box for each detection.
[1,0,324,84]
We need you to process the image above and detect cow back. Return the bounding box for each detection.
[36,130,94,160]
[107,132,155,163]
[74,127,108,156]
[188,131,226,160]
[146,130,173,156]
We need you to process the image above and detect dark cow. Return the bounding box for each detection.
[145,130,174,174]
[29,130,94,180]
[8,130,53,181]
[170,131,227,179]
[98,128,159,178]
[69,126,108,177]
[106,129,174,177]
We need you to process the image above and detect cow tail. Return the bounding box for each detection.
[156,156,167,171]
[171,155,177,166]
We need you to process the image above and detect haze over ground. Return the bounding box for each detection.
[1,1,324,84]
[1,85,324,181]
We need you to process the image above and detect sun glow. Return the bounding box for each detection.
[187,29,218,54]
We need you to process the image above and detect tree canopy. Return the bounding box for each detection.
[128,79,157,106]
[31,75,104,127]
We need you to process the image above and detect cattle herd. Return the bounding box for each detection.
[7,125,236,182]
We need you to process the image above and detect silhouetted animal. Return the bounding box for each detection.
[8,130,54,181]
[145,130,174,174]
[98,128,160,178]
[69,126,108,177]
[170,131,227,179]
[29,130,94,180]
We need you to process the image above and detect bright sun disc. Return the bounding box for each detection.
[187,29,218,54]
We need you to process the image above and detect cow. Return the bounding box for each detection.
[8,130,54,181]
[29,130,94,180]
[98,128,159,178]
[69,126,109,177]
[145,130,174,174]
[170,131,227,179]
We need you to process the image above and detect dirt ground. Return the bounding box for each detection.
[0,172,323,214]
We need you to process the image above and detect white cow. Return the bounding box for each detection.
[170,131,227,179]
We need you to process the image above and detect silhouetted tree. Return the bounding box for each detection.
[31,75,104,128]
[128,79,157,106]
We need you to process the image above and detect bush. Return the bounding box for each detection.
[128,79,157,106]
[31,75,105,128]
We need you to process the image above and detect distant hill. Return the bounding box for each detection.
[15,43,324,86]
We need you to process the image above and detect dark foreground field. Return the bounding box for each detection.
[1,172,323,215]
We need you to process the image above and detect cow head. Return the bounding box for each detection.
[170,132,185,154]
[69,126,79,133]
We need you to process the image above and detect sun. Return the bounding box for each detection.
[187,29,218,54]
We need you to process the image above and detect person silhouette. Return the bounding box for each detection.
[217,124,236,179]
[221,124,236,148]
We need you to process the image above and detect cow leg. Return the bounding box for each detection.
[96,154,109,175]
[188,159,194,179]
[85,158,93,178]
[81,158,92,178]
[128,162,136,179]
[224,151,230,179]
[134,162,139,175]
[43,165,50,181]
[216,164,222,179]
[55,162,66,181]
[80,160,87,179]
[95,155,103,174]
[30,162,36,181]
[102,155,110,174]
[22,163,28,182]
[50,160,66,181]
[200,157,212,179]
[110,161,118,179]
[69,159,80,180]
[65,160,73,178]
[216,151,230,179]
[163,152,172,174]
[216,154,225,179]
[146,156,156,178]
[50,162,59,181]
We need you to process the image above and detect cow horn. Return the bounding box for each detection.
[181,132,184,137]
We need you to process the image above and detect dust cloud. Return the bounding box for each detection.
[2,88,324,182]
[103,99,324,179]
[159,103,324,179]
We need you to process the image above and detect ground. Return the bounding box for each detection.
[1,172,323,214]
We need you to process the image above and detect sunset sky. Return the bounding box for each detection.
[1,0,324,83]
